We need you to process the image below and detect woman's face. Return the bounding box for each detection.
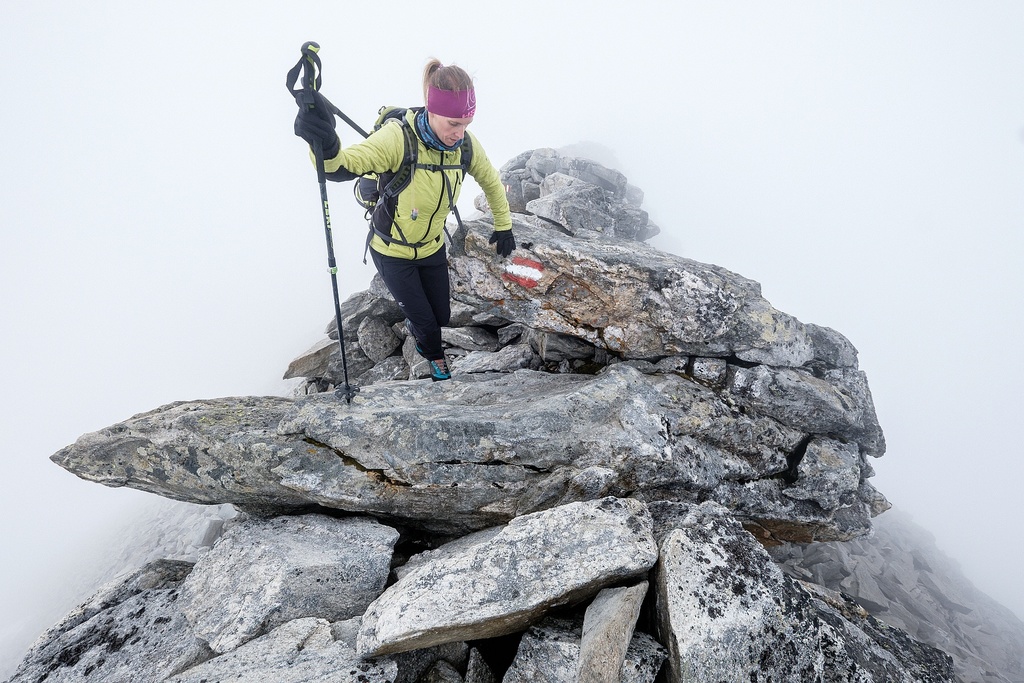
[428,111,474,147]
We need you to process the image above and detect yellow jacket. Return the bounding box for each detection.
[323,109,512,260]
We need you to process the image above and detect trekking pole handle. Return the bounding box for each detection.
[300,41,321,98]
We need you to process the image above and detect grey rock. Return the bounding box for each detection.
[502,617,666,683]
[178,514,398,653]
[525,147,561,182]
[165,617,398,683]
[327,341,377,386]
[781,437,863,511]
[421,660,464,683]
[727,364,886,456]
[330,616,362,648]
[7,560,212,683]
[274,367,713,534]
[29,146,1010,683]
[471,310,511,327]
[800,583,958,683]
[392,641,469,683]
[441,325,500,352]
[330,618,470,683]
[527,183,615,236]
[557,156,629,197]
[356,497,658,656]
[689,357,728,388]
[524,328,596,362]
[359,316,402,363]
[653,355,689,374]
[539,170,592,195]
[620,359,657,374]
[464,648,496,683]
[502,149,659,242]
[499,149,531,174]
[401,334,433,379]
[625,183,644,207]
[502,150,657,242]
[452,343,540,374]
[806,322,859,369]
[283,337,336,380]
[358,355,410,386]
[448,300,482,327]
[653,502,954,682]
[326,287,404,340]
[522,180,541,204]
[579,582,650,683]
[491,167,528,213]
[497,322,527,346]
[607,202,651,240]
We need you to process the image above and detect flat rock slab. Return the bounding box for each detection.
[357,497,658,657]
[580,582,650,683]
[52,363,885,543]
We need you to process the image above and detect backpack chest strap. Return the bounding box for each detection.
[416,162,468,173]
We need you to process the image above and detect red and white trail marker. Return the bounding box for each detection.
[502,256,545,289]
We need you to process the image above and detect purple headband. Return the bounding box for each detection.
[427,85,476,118]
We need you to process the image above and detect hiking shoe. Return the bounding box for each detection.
[429,357,451,382]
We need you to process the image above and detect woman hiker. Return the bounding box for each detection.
[294,59,515,381]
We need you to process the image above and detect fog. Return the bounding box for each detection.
[2,1,1023,674]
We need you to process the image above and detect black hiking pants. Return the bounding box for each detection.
[370,245,450,361]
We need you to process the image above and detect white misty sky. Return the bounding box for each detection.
[2,0,1023,673]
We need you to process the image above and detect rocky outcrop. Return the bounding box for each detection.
[15,149,1000,682]
[7,560,212,682]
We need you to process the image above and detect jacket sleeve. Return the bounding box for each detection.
[465,133,512,232]
[318,122,405,178]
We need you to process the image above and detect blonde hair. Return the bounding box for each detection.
[422,59,474,102]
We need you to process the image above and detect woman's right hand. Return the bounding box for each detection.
[294,90,340,158]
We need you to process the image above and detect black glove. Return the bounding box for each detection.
[489,230,516,258]
[294,89,340,158]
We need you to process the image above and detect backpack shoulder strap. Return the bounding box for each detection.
[460,134,473,173]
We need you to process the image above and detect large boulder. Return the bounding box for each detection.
[356,497,658,656]
[653,502,955,682]
[177,514,399,653]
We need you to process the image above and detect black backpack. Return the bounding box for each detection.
[350,106,473,260]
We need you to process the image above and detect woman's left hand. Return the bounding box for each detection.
[489,230,516,258]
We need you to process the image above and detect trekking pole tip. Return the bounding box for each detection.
[335,383,360,404]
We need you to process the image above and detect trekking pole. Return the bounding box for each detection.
[288,41,359,403]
